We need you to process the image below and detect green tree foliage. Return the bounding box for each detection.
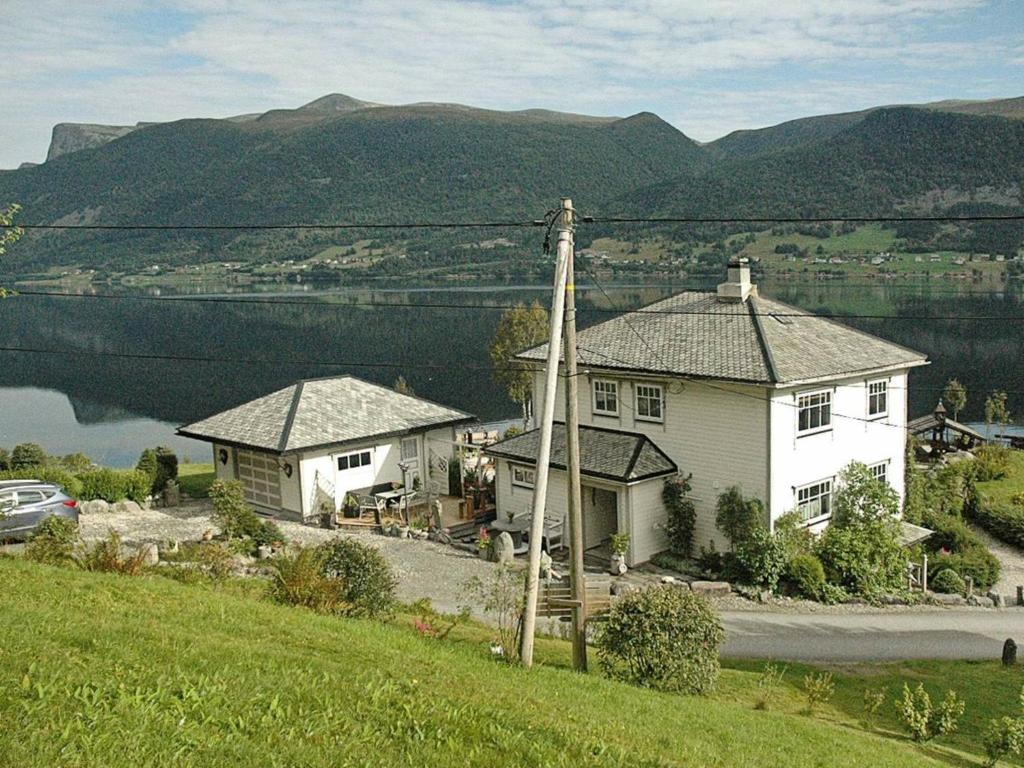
[896,683,965,743]
[985,391,1012,434]
[714,486,765,550]
[662,473,696,557]
[942,379,968,421]
[317,538,397,619]
[832,462,900,527]
[209,480,285,552]
[135,448,158,486]
[0,448,9,471]
[596,585,723,695]
[10,443,48,470]
[59,453,93,473]
[983,687,1024,767]
[734,527,787,592]
[153,447,179,495]
[489,302,549,425]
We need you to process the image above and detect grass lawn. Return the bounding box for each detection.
[177,462,216,498]
[1,559,1021,766]
[978,450,1024,506]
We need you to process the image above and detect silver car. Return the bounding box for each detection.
[0,480,79,540]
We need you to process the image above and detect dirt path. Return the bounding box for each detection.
[971,525,1024,597]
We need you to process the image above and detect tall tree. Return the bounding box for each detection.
[489,302,549,426]
[942,379,967,421]
[984,390,1011,437]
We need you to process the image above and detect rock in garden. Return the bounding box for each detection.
[256,545,273,560]
[493,531,515,565]
[989,590,1006,608]
[1003,638,1017,666]
[137,543,159,566]
[113,500,143,515]
[690,581,731,597]
[931,592,966,606]
[79,499,109,515]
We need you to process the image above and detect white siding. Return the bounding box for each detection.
[626,477,668,564]
[768,371,909,527]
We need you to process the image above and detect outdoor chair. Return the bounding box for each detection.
[542,516,565,553]
[357,494,387,525]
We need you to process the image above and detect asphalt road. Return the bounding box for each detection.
[721,609,1024,661]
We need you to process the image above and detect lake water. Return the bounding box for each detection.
[1,281,1020,466]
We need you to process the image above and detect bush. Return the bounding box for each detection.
[462,565,526,662]
[136,448,158,487]
[25,516,79,565]
[984,717,1024,768]
[930,568,966,595]
[317,538,397,619]
[59,453,92,473]
[10,442,48,470]
[933,546,1001,591]
[715,487,765,549]
[926,513,977,554]
[970,498,1024,550]
[0,447,8,471]
[76,531,148,575]
[269,547,348,614]
[816,518,907,598]
[974,445,1011,481]
[78,468,151,503]
[209,480,285,553]
[197,542,236,582]
[787,553,826,600]
[832,462,899,527]
[896,683,965,742]
[153,447,179,495]
[0,467,83,499]
[734,526,786,592]
[595,585,723,694]
[802,672,835,713]
[663,473,697,557]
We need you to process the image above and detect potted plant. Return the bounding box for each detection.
[476,526,493,560]
[609,532,630,576]
[341,492,360,519]
[318,501,337,529]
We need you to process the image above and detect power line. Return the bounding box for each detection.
[13,288,1024,322]
[586,214,1024,224]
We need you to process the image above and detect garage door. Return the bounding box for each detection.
[237,450,281,510]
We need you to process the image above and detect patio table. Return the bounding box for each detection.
[492,517,531,554]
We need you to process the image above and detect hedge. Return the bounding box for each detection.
[77,469,151,503]
[0,467,84,498]
[969,499,1024,550]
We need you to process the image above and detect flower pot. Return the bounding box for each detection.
[610,553,628,576]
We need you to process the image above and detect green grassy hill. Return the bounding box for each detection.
[0,557,1016,767]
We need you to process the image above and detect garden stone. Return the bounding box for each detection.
[660,575,678,585]
[256,545,273,560]
[493,531,515,565]
[1003,638,1017,666]
[879,593,907,606]
[989,590,1006,608]
[113,500,143,515]
[79,500,109,515]
[610,580,638,597]
[138,543,159,566]
[690,581,731,597]
[931,592,966,606]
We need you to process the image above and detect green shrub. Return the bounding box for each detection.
[153,447,179,495]
[816,518,907,598]
[269,547,348,614]
[933,546,1001,591]
[925,513,977,554]
[209,480,286,553]
[595,585,723,694]
[802,672,835,713]
[663,473,697,557]
[787,553,826,600]
[832,462,900,527]
[0,466,83,498]
[696,541,723,574]
[136,448,158,487]
[10,442,48,470]
[734,526,786,592]
[0,447,9,471]
[895,683,965,742]
[650,551,691,574]
[197,542,236,582]
[970,498,1024,550]
[984,717,1024,768]
[59,453,92,473]
[715,487,765,550]
[76,531,148,575]
[78,468,151,503]
[25,516,80,565]
[930,568,966,595]
[317,538,397,619]
[974,445,1011,482]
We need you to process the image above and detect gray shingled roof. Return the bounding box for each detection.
[518,291,927,385]
[484,423,676,483]
[178,376,473,453]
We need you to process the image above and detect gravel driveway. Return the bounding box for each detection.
[80,502,497,614]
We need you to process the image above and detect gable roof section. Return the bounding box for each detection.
[178,375,473,453]
[484,423,677,483]
[517,290,926,385]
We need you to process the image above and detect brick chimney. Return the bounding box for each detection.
[717,257,757,303]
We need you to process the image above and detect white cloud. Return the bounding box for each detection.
[0,0,1018,167]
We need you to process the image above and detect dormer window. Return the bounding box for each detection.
[593,379,619,416]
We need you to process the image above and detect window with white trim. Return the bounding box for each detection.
[867,380,888,418]
[796,479,833,522]
[797,390,832,435]
[592,379,619,416]
[400,437,419,461]
[868,460,889,486]
[511,464,536,488]
[635,383,664,422]
[338,450,372,471]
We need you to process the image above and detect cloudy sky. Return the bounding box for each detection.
[2,0,1022,168]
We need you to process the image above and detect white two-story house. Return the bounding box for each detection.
[485,259,928,566]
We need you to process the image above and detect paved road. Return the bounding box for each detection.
[721,609,1024,661]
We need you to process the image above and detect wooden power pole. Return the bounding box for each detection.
[560,198,587,671]
[520,212,570,668]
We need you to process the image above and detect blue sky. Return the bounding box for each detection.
[2,0,1022,168]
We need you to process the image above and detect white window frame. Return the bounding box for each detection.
[867,379,889,419]
[511,464,536,489]
[868,460,889,486]
[797,389,832,436]
[635,383,665,423]
[400,437,419,461]
[337,449,372,471]
[592,379,619,416]
[795,478,833,524]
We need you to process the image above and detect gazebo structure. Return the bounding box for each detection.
[908,399,987,455]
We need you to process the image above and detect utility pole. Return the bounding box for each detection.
[520,208,570,669]
[560,198,587,671]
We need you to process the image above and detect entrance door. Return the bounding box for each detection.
[582,486,617,549]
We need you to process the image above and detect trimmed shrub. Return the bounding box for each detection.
[734,526,786,592]
[136,448,158,488]
[595,585,723,694]
[933,546,1001,591]
[930,568,966,595]
[0,467,83,499]
[10,443,48,470]
[78,468,151,503]
[816,518,907,598]
[153,447,179,495]
[317,538,397,619]
[25,516,79,565]
[663,473,697,557]
[970,498,1024,550]
[715,487,765,550]
[787,553,826,600]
